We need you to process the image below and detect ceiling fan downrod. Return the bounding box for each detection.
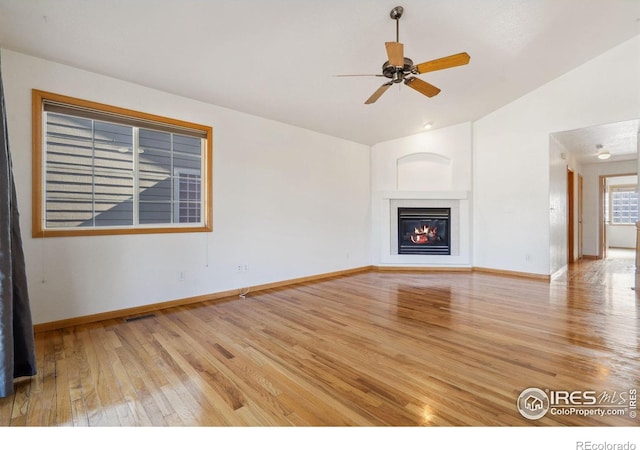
[390,6,403,42]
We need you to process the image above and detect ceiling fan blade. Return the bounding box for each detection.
[404,77,441,98]
[385,41,404,67]
[365,82,393,104]
[414,52,470,74]
[333,74,385,77]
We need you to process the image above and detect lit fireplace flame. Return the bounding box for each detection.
[410,225,439,244]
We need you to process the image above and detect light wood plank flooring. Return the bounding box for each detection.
[1,256,638,426]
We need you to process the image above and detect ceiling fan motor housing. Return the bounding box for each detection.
[382,57,414,82]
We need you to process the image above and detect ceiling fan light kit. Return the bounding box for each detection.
[341,5,471,105]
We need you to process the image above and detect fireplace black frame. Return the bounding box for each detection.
[397,207,451,255]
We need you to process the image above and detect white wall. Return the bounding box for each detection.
[548,137,569,274]
[2,49,371,324]
[607,224,636,249]
[474,36,640,275]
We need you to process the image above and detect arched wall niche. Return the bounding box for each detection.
[396,152,452,190]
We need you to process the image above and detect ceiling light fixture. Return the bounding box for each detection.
[596,144,611,160]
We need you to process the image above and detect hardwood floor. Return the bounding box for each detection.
[1,256,638,426]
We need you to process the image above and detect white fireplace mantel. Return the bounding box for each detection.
[372,190,471,267]
[378,190,469,200]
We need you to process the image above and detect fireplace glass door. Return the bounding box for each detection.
[397,208,451,255]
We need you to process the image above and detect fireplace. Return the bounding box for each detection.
[397,207,451,255]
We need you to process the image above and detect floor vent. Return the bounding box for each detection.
[124,313,157,323]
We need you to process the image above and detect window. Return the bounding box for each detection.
[173,168,201,223]
[32,90,212,237]
[609,185,638,225]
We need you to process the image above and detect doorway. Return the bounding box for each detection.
[567,168,575,263]
[550,119,639,271]
[578,174,583,260]
[567,169,584,264]
[598,174,638,260]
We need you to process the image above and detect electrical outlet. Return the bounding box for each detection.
[243,264,249,272]
[179,271,186,281]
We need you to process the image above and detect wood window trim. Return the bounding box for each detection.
[32,89,213,238]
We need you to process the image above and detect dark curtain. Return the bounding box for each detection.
[0,55,37,398]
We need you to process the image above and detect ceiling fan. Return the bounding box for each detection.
[337,6,470,104]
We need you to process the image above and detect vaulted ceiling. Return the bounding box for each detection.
[0,0,639,147]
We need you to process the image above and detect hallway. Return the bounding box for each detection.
[558,248,636,290]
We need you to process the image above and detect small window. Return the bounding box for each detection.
[610,185,638,225]
[32,90,212,237]
[173,168,201,224]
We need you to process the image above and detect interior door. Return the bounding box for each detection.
[567,168,575,263]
